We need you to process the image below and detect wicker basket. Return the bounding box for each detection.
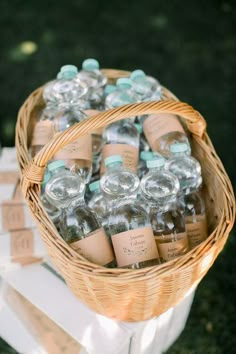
[16,69,235,322]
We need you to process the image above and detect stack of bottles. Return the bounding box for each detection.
[30,59,208,269]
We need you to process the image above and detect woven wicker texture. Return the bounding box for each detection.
[15,69,235,321]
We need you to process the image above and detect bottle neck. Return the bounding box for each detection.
[121,117,133,124]
[90,189,101,200]
[68,195,86,208]
[172,151,188,158]
[148,166,163,173]
[108,193,137,208]
[106,162,123,172]
[149,200,176,213]
[50,167,65,177]
[57,100,85,110]
[117,85,130,92]
[179,185,199,196]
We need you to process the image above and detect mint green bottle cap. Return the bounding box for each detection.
[147,157,165,169]
[116,78,132,88]
[130,70,146,80]
[56,72,63,79]
[47,160,65,172]
[60,71,77,79]
[134,123,142,134]
[82,58,99,71]
[105,155,123,167]
[140,151,156,161]
[60,65,78,74]
[104,84,116,96]
[89,180,100,192]
[170,143,189,154]
[42,172,50,186]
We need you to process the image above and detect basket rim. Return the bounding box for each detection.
[15,69,236,281]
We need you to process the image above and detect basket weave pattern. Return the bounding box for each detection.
[15,69,235,321]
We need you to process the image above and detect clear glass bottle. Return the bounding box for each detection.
[45,160,84,208]
[105,78,139,109]
[77,58,107,110]
[51,66,92,183]
[31,64,90,163]
[101,78,140,174]
[140,96,191,157]
[45,161,115,267]
[43,79,60,104]
[30,102,56,158]
[88,180,111,237]
[32,63,102,167]
[100,155,159,269]
[41,172,61,230]
[130,69,162,102]
[165,143,208,249]
[165,143,202,193]
[140,157,190,263]
[52,65,88,108]
[53,103,92,182]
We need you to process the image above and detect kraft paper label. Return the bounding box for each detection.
[155,232,189,262]
[185,214,208,248]
[100,144,139,174]
[111,226,158,268]
[54,134,92,161]
[10,229,34,260]
[0,171,19,184]
[2,202,25,230]
[85,109,104,135]
[92,134,103,155]
[31,120,54,146]
[143,113,185,151]
[70,228,114,266]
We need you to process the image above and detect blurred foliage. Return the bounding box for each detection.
[0,0,235,353]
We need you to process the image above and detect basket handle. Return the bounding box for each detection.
[22,100,206,191]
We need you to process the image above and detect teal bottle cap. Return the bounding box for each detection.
[134,123,143,134]
[60,65,78,74]
[104,155,123,167]
[82,58,99,71]
[47,160,65,172]
[140,151,156,161]
[116,78,132,88]
[56,72,63,79]
[130,69,146,80]
[60,71,77,79]
[89,180,100,192]
[147,157,165,169]
[42,172,50,186]
[104,84,116,96]
[170,143,189,154]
